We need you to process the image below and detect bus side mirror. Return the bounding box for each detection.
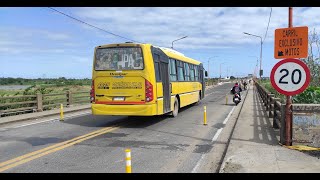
[205,71,208,77]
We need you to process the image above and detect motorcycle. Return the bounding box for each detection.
[230,88,241,106]
[233,93,241,106]
[243,83,247,90]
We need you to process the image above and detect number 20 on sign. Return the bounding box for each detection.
[270,58,310,96]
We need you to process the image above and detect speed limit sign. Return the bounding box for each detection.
[270,58,310,96]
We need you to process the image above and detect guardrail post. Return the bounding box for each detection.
[265,94,269,109]
[280,104,286,145]
[269,95,275,118]
[36,93,43,112]
[264,91,268,106]
[273,101,277,128]
[66,91,72,106]
[266,93,271,109]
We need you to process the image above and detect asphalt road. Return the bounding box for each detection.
[0,82,241,173]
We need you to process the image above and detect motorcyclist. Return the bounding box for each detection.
[231,82,242,100]
[243,80,248,90]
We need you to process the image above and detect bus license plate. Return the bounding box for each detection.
[113,97,125,101]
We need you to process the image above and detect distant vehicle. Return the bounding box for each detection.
[243,81,248,90]
[91,42,207,117]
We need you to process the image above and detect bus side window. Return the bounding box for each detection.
[184,63,190,81]
[169,58,177,82]
[194,66,199,81]
[190,64,195,81]
[177,60,184,81]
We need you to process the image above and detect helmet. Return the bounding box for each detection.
[235,82,238,85]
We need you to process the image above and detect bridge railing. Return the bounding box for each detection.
[255,81,320,146]
[255,82,286,143]
[0,91,89,117]
[1,82,217,118]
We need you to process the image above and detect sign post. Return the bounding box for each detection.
[273,7,309,146]
[286,7,293,146]
[270,58,311,145]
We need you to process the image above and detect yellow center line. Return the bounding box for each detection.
[0,126,114,167]
[0,121,131,172]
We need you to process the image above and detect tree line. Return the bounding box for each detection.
[301,28,320,86]
[0,77,92,86]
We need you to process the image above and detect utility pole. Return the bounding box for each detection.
[285,7,293,146]
[208,59,209,78]
[243,32,263,79]
[219,62,225,83]
[207,56,218,78]
[260,39,263,79]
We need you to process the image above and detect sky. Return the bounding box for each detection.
[1,7,320,79]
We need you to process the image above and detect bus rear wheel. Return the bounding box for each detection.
[171,97,179,117]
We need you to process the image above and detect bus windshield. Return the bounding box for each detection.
[95,47,144,70]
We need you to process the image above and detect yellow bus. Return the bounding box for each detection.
[90,42,207,117]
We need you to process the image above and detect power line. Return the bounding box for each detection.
[47,7,142,43]
[263,7,272,43]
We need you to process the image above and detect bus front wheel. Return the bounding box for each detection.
[171,97,179,117]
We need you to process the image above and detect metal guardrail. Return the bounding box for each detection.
[0,90,89,117]
[205,81,216,86]
[256,81,320,145]
[0,82,218,118]
[255,81,286,144]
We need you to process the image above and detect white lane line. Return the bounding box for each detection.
[223,106,235,124]
[191,105,235,173]
[191,154,206,173]
[211,128,223,142]
[0,111,91,130]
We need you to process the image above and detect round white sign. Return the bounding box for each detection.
[270,58,310,96]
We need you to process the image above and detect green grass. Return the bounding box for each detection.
[0,85,90,97]
[0,84,91,116]
[258,79,320,104]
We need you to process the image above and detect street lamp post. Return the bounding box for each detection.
[219,62,226,83]
[243,32,263,79]
[248,56,259,78]
[227,66,232,78]
[171,36,188,49]
[207,56,218,78]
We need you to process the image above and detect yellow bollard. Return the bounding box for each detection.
[203,106,207,125]
[226,94,228,105]
[125,149,132,173]
[60,104,64,121]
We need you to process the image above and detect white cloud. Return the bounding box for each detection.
[69,56,91,63]
[0,27,71,41]
[43,31,70,41]
[73,7,320,50]
[0,27,74,54]
[0,47,66,54]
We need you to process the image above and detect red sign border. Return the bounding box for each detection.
[270,58,310,96]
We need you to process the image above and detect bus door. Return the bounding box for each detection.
[151,47,171,114]
[199,64,205,99]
